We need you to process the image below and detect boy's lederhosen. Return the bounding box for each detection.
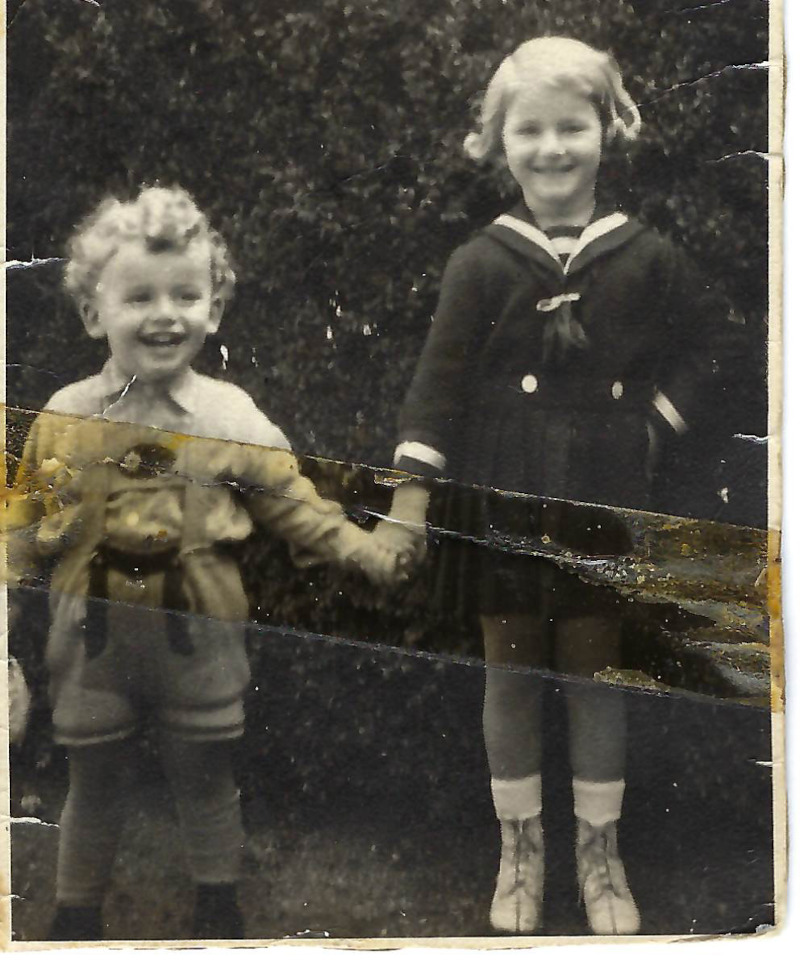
[44,424,250,745]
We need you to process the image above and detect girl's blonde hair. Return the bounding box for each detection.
[464,37,641,163]
[64,185,236,306]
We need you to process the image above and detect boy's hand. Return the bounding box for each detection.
[341,525,422,586]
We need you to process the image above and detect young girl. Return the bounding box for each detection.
[376,37,727,935]
[5,186,401,941]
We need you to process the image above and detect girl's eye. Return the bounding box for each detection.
[177,291,201,303]
[127,292,152,304]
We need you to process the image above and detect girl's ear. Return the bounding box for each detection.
[79,300,106,340]
[206,296,224,335]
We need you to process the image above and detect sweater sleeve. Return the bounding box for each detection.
[2,411,64,584]
[395,242,490,478]
[217,415,370,570]
[651,243,737,435]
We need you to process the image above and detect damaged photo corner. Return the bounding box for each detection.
[0,0,787,951]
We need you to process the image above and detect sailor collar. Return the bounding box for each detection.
[484,202,646,278]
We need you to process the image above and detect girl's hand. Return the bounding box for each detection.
[373,481,430,568]
[343,528,416,586]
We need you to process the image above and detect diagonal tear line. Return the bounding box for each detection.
[705,151,770,165]
[640,62,770,107]
[11,817,60,829]
[5,581,767,707]
[5,257,66,272]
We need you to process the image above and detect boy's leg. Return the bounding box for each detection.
[555,616,639,935]
[159,736,244,939]
[481,614,547,933]
[51,739,134,940]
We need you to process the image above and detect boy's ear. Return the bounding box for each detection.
[79,300,105,340]
[207,297,224,334]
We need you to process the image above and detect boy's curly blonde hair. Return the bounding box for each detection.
[64,185,236,306]
[464,37,642,164]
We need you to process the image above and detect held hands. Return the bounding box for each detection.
[344,523,423,586]
[341,482,430,586]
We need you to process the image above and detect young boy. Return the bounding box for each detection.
[5,186,401,941]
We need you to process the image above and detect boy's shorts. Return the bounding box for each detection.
[46,568,251,746]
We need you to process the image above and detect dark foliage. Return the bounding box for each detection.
[7,1,770,780]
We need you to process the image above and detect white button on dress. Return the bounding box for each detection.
[611,380,624,400]
[521,374,539,394]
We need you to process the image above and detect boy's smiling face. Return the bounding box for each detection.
[82,239,222,384]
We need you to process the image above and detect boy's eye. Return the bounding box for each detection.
[127,292,152,304]
[177,291,201,302]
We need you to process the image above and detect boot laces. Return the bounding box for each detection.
[508,819,543,897]
[578,824,624,905]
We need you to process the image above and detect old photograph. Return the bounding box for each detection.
[2,0,781,946]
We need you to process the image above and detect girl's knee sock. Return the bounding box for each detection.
[483,666,544,779]
[565,681,627,781]
[572,778,625,826]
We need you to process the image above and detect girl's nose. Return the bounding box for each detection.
[540,129,565,156]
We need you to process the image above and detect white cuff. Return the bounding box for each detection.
[491,774,543,821]
[393,440,446,471]
[573,778,625,826]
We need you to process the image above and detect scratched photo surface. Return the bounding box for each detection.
[4,0,776,945]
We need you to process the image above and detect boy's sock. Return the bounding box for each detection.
[56,744,129,909]
[192,883,244,940]
[572,778,625,826]
[161,738,245,885]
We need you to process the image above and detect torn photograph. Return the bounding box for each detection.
[1,0,783,948]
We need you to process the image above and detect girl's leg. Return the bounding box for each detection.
[481,614,547,933]
[159,736,244,939]
[51,740,134,940]
[555,616,626,783]
[555,616,639,935]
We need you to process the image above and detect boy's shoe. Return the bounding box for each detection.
[47,905,104,941]
[576,818,640,935]
[490,815,545,933]
[192,883,244,940]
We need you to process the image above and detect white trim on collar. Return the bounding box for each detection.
[492,211,629,276]
[564,212,629,273]
[492,214,563,271]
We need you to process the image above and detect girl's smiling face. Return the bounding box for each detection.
[502,82,604,224]
[83,239,222,384]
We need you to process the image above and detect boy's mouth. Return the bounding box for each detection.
[138,332,186,348]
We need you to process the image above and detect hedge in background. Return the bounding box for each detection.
[9,0,768,453]
[6,0,771,807]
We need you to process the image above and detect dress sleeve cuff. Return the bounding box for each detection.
[393,440,447,476]
[652,391,688,434]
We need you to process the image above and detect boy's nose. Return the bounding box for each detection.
[152,295,178,321]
